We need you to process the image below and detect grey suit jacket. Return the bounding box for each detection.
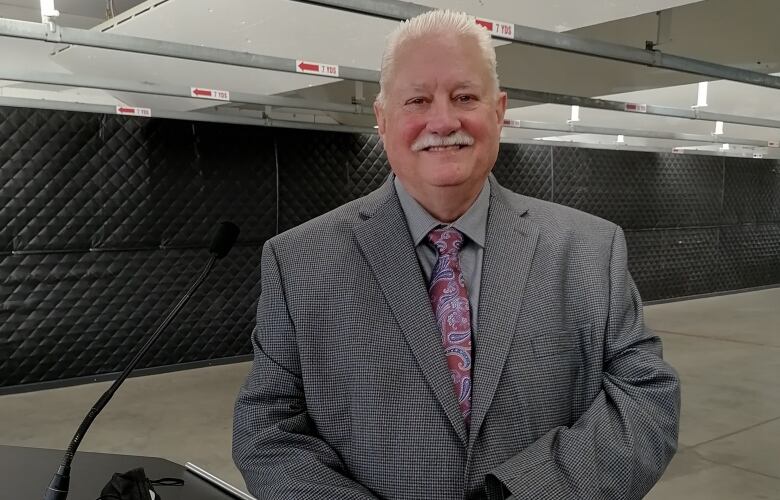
[233,175,680,500]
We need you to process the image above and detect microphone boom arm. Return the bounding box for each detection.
[44,254,217,500]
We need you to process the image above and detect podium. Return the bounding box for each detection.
[0,445,250,499]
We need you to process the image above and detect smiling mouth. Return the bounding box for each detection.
[423,144,468,152]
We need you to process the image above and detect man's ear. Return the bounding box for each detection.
[373,100,386,136]
[495,91,508,126]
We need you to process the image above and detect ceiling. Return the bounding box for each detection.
[1,0,778,158]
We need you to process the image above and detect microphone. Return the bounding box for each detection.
[43,221,240,500]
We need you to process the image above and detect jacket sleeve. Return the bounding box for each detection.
[486,226,681,500]
[232,241,379,500]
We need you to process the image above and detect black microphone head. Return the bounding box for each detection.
[209,221,240,258]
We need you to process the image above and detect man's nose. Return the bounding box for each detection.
[425,100,461,135]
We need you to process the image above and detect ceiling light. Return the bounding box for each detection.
[39,0,59,21]
[713,121,724,135]
[694,81,708,108]
[567,105,580,123]
[617,134,625,143]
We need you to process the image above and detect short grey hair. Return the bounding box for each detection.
[375,10,499,106]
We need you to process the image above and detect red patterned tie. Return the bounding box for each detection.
[427,227,472,427]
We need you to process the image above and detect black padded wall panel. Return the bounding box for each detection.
[96,119,277,248]
[4,109,104,251]
[1,107,274,390]
[349,134,391,198]
[1,106,778,390]
[553,148,723,229]
[720,223,780,288]
[277,130,390,232]
[1,246,260,387]
[494,143,552,200]
[722,158,780,224]
[625,228,722,299]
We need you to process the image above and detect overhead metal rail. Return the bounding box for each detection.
[3,69,778,148]
[1,95,773,159]
[0,82,771,150]
[0,70,374,116]
[0,95,377,134]
[504,89,780,131]
[502,120,777,148]
[2,17,778,132]
[525,141,779,159]
[291,0,780,90]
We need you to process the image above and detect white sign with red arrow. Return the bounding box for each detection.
[624,102,648,113]
[190,87,230,101]
[116,105,151,118]
[475,17,515,39]
[296,60,339,77]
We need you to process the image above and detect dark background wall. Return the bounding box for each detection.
[1,106,778,391]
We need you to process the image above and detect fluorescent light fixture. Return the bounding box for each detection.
[39,0,59,19]
[568,105,580,123]
[714,121,724,135]
[721,143,730,151]
[617,134,625,143]
[695,81,708,108]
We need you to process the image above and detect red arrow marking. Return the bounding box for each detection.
[475,19,493,31]
[193,88,211,96]
[298,61,319,72]
[117,107,134,113]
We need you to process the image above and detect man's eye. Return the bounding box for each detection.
[455,95,476,103]
[405,98,426,105]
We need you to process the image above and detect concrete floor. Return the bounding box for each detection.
[1,287,778,498]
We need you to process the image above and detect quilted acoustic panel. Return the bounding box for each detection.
[0,245,260,387]
[277,129,380,232]
[97,118,277,248]
[1,108,105,252]
[722,158,780,224]
[720,223,780,289]
[0,109,17,252]
[493,143,552,200]
[552,148,723,229]
[625,228,721,301]
[349,134,391,199]
[3,104,779,390]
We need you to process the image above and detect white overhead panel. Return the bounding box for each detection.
[46,0,399,112]
[15,0,702,111]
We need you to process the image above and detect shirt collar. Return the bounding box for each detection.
[394,176,490,248]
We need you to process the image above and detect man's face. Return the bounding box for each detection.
[374,33,507,198]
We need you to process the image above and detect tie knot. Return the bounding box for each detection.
[427,227,465,256]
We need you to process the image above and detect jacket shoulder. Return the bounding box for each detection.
[265,192,371,253]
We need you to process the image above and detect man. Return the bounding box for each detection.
[233,10,680,500]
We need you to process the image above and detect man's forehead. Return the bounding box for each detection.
[399,79,484,92]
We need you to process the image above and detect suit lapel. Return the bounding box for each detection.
[468,178,540,449]
[353,179,468,445]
